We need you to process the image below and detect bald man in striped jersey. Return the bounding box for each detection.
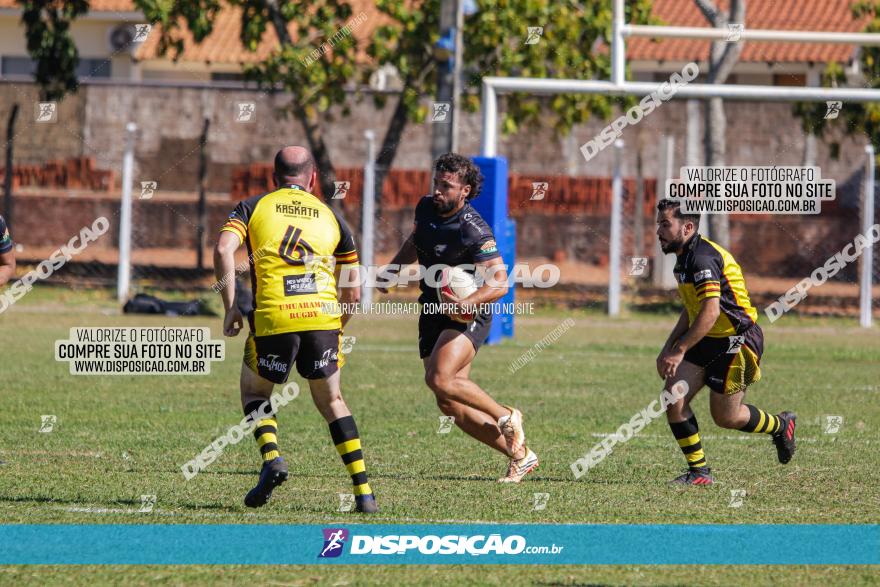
[214,146,377,512]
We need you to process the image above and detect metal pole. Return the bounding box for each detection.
[481,77,880,102]
[608,139,624,316]
[4,104,18,230]
[451,0,464,153]
[654,136,677,289]
[479,78,880,158]
[480,81,497,156]
[611,0,625,87]
[196,117,210,271]
[117,122,136,304]
[431,0,456,159]
[361,130,376,308]
[623,24,880,45]
[861,144,875,328]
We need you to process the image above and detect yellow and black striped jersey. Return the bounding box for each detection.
[220,184,358,336]
[674,234,758,337]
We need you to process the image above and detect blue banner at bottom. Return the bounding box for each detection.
[0,524,877,565]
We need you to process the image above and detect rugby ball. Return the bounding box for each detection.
[437,265,478,323]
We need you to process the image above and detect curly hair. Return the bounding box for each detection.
[433,153,483,200]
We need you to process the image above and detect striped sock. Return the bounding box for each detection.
[670,415,707,470]
[244,400,280,462]
[739,404,782,434]
[329,415,373,498]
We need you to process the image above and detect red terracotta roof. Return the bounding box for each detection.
[0,0,867,66]
[628,0,867,64]
[0,0,136,11]
[134,0,385,65]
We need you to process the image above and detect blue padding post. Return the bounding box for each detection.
[471,156,514,344]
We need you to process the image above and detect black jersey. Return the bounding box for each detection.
[0,215,12,254]
[412,196,501,304]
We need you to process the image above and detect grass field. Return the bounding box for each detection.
[1,286,878,585]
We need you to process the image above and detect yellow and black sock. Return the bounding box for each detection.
[329,415,373,498]
[739,404,781,434]
[244,400,280,463]
[670,415,707,470]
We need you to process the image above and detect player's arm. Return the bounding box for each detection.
[332,210,361,327]
[0,249,15,286]
[658,252,723,378]
[658,298,720,379]
[441,225,506,315]
[335,262,361,329]
[213,230,244,336]
[657,308,689,377]
[377,228,417,294]
[458,256,509,307]
[676,298,720,353]
[0,217,14,286]
[215,201,254,336]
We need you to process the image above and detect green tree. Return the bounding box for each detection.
[363,0,653,247]
[137,0,360,205]
[367,0,656,192]
[19,0,88,101]
[19,0,655,212]
[17,0,360,204]
[793,2,880,163]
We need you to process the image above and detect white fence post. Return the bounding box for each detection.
[861,144,875,328]
[117,122,136,304]
[608,139,624,316]
[361,130,376,309]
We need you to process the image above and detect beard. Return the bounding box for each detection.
[432,197,458,215]
[659,232,686,254]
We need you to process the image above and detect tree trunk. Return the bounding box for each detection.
[371,91,412,250]
[694,0,745,249]
[704,97,729,244]
[264,0,340,209]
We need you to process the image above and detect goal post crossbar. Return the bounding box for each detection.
[478,0,878,326]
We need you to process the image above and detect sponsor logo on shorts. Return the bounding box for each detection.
[284,273,318,296]
[258,353,288,373]
[313,347,338,371]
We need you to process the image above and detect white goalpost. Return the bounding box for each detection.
[479,0,880,326]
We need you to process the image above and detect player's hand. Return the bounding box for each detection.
[223,307,244,337]
[657,347,684,379]
[440,290,473,323]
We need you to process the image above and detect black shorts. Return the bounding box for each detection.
[418,310,492,359]
[684,325,764,394]
[244,329,344,383]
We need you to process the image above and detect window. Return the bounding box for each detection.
[1,56,111,78]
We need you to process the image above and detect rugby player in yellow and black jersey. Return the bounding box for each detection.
[214,146,377,512]
[655,200,796,486]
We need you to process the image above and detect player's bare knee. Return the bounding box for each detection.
[664,393,689,422]
[425,368,453,395]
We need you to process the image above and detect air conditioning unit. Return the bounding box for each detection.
[108,24,136,54]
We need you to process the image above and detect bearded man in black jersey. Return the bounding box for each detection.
[381,153,538,482]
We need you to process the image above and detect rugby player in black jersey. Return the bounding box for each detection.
[381,153,538,482]
[0,215,14,286]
